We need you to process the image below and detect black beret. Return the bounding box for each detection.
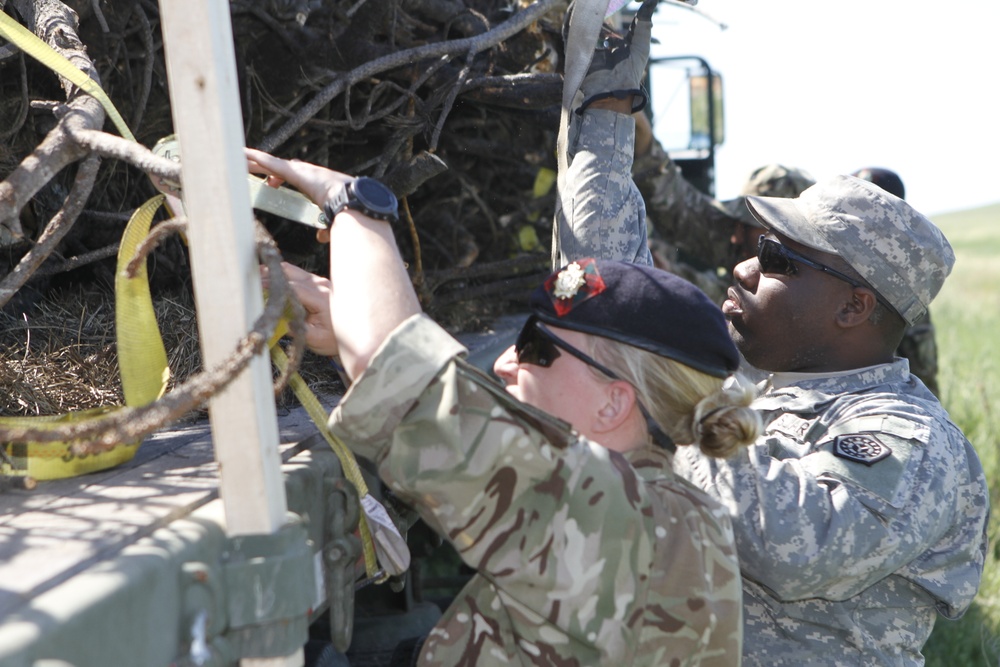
[528,258,739,378]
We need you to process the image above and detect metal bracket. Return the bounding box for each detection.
[222,513,317,658]
[324,476,362,652]
[180,512,316,662]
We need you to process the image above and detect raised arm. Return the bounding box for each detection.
[554,1,659,266]
[246,148,420,379]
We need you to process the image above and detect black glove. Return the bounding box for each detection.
[577,0,661,113]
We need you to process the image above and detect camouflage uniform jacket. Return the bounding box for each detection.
[674,359,990,666]
[898,310,940,396]
[555,109,653,267]
[556,108,736,303]
[329,314,744,666]
[632,136,740,276]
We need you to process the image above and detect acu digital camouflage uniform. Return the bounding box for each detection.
[551,0,742,305]
[555,109,653,268]
[553,0,658,271]
[555,109,734,303]
[675,176,990,666]
[632,134,737,304]
[675,364,988,666]
[328,314,744,667]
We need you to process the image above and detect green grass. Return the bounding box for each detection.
[921,203,1000,667]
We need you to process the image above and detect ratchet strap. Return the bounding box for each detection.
[270,334,408,579]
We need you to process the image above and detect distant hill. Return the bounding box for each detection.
[933,202,1000,230]
[931,201,999,321]
[932,203,1000,260]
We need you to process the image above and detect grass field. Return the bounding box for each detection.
[921,203,1000,666]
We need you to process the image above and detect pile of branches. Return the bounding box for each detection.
[0,0,568,425]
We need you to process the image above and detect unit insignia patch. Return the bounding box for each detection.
[832,434,892,466]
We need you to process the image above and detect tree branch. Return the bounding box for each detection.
[259,0,561,152]
[0,0,106,234]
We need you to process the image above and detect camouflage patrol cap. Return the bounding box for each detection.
[746,174,954,325]
[722,164,816,227]
[529,258,740,378]
[740,163,816,198]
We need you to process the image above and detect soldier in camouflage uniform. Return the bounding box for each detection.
[671,176,990,666]
[894,308,939,394]
[633,118,817,304]
[632,116,747,301]
[720,163,817,260]
[852,166,940,395]
[247,144,765,665]
[561,106,987,662]
[631,147,942,395]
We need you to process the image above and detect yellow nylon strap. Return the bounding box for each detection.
[1,197,169,480]
[0,10,136,142]
[116,195,171,405]
[268,340,380,579]
[0,408,139,480]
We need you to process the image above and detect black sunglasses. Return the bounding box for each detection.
[515,317,620,380]
[513,317,677,452]
[756,235,865,289]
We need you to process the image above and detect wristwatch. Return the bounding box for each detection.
[323,177,399,224]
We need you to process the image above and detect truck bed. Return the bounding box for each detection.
[0,402,338,666]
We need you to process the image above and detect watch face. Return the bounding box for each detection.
[355,177,397,213]
[325,177,399,224]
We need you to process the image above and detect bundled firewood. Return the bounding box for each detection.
[0,0,569,415]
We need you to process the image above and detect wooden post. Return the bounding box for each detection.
[158,2,300,664]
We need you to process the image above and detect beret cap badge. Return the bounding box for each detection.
[544,258,607,316]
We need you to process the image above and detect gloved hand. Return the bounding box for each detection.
[577,0,661,113]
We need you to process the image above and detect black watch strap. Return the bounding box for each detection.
[323,177,399,225]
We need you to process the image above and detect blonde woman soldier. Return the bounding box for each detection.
[248,140,761,665]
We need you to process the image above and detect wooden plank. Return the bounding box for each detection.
[157,0,288,537]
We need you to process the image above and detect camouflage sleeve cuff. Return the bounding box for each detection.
[327,314,467,461]
[575,108,635,162]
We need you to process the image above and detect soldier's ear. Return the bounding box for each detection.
[836,287,879,328]
[593,381,638,434]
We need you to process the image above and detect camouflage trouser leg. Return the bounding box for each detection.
[896,311,939,396]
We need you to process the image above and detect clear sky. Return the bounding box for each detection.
[642,0,1000,217]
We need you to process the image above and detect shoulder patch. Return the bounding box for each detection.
[832,434,892,466]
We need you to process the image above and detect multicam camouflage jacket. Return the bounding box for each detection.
[673,359,990,666]
[329,314,744,666]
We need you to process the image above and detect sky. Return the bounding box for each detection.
[640,0,1000,217]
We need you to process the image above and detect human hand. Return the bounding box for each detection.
[245,148,352,213]
[577,0,661,113]
[263,261,339,357]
